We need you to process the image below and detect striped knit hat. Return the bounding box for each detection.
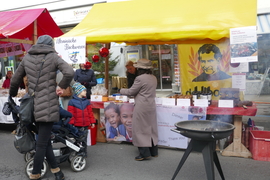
[72,82,86,96]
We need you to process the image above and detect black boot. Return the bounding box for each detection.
[51,168,65,180]
[54,171,64,180]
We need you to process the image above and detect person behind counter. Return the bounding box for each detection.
[2,70,13,89]
[120,58,158,161]
[74,58,97,99]
[125,60,137,88]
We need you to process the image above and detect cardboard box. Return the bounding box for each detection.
[91,95,103,101]
[249,130,270,161]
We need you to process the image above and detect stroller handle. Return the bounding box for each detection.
[8,96,19,114]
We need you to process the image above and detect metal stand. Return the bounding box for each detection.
[171,139,225,180]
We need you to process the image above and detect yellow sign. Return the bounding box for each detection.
[179,39,232,99]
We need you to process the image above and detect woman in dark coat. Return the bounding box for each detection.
[9,35,74,180]
[74,59,97,99]
[120,58,158,161]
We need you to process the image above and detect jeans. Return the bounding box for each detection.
[32,122,58,174]
[77,126,88,154]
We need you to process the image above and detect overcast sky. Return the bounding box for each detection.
[0,0,128,11]
[1,0,270,11]
[0,0,57,11]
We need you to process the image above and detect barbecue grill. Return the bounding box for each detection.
[171,120,235,180]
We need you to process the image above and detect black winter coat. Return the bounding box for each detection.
[9,44,74,123]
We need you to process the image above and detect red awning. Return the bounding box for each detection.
[0,8,63,44]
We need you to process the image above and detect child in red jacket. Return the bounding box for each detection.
[68,82,95,157]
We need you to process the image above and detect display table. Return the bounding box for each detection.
[91,101,257,158]
[207,101,257,158]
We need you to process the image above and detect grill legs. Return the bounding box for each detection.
[171,139,225,180]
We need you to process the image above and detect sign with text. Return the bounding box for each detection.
[232,73,246,91]
[230,26,258,63]
[55,36,86,64]
[218,100,234,108]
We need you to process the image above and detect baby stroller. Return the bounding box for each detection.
[7,96,87,178]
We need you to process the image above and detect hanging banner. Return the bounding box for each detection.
[13,43,23,56]
[55,36,86,64]
[103,102,206,149]
[6,43,15,57]
[157,105,206,149]
[179,40,232,100]
[230,26,258,63]
[0,44,6,58]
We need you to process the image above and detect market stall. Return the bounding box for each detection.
[0,8,64,123]
[0,8,63,45]
[62,0,257,158]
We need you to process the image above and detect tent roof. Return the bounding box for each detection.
[62,0,257,45]
[0,8,63,44]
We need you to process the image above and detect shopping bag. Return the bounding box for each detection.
[19,93,34,125]
[2,101,12,115]
[14,125,35,154]
[60,86,72,97]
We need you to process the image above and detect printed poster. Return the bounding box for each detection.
[102,102,207,149]
[157,105,206,149]
[230,26,258,63]
[55,36,86,64]
[0,44,6,58]
[232,73,246,91]
[127,50,139,62]
[179,40,233,100]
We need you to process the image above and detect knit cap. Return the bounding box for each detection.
[36,35,55,47]
[72,82,86,96]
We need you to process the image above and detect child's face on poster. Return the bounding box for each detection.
[105,108,120,128]
[120,105,133,132]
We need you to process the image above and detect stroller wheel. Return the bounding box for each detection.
[68,151,76,163]
[25,158,48,178]
[24,150,36,162]
[70,155,86,172]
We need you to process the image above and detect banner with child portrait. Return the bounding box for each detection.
[103,102,206,149]
[103,102,134,142]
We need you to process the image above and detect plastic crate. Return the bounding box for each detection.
[249,130,270,161]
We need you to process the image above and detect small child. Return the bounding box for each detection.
[68,82,96,156]
[53,106,85,139]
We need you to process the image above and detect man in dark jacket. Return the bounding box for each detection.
[125,60,137,88]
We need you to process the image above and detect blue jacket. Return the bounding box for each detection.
[67,95,95,127]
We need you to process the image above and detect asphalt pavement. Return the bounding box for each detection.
[0,125,270,180]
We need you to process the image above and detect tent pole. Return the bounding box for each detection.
[105,43,111,96]
[33,20,37,44]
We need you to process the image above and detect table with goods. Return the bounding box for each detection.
[90,90,257,158]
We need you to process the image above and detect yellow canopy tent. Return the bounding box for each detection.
[62,0,257,91]
[63,0,256,45]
